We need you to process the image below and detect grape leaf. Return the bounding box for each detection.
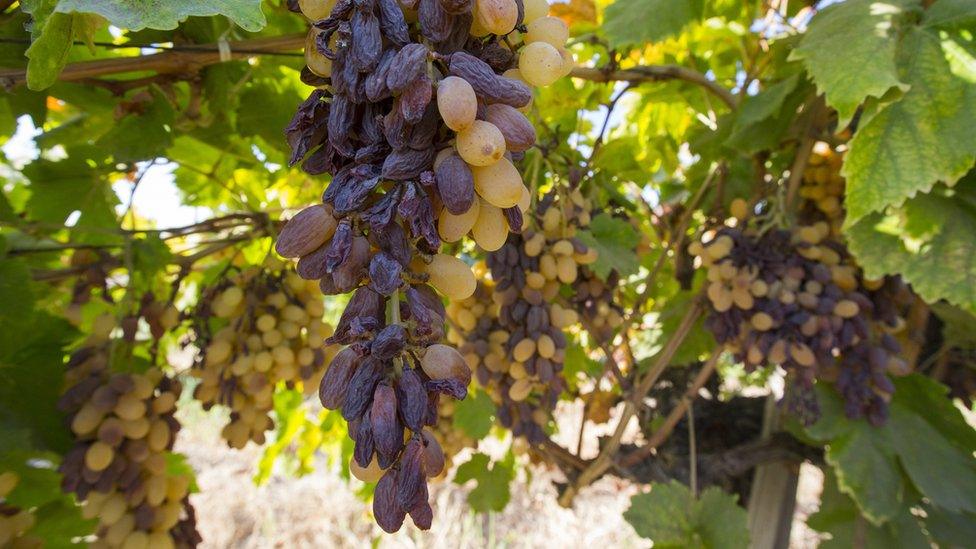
[22,155,120,244]
[842,27,976,225]
[24,12,77,91]
[96,86,176,162]
[808,471,929,549]
[0,311,77,453]
[602,0,703,48]
[789,0,916,125]
[923,506,976,548]
[577,213,640,280]
[931,303,976,350]
[53,0,267,31]
[454,452,514,512]
[452,389,495,440]
[923,0,976,30]
[803,376,976,524]
[562,337,603,392]
[624,481,749,548]
[0,240,37,349]
[846,180,976,314]
[726,74,809,154]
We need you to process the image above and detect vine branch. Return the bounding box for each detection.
[0,34,305,90]
[571,66,738,110]
[557,299,704,506]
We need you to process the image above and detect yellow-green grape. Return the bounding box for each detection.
[424,254,477,300]
[350,456,386,483]
[456,120,506,166]
[474,0,518,35]
[305,28,333,78]
[438,200,480,242]
[471,157,523,208]
[437,76,478,131]
[299,0,337,20]
[518,42,564,87]
[524,16,568,48]
[471,200,509,251]
[730,198,750,220]
[522,0,550,23]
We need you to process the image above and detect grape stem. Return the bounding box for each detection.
[619,349,721,467]
[570,66,738,110]
[556,299,703,506]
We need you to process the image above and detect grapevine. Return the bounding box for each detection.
[4,0,976,545]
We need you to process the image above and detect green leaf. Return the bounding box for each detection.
[562,337,603,392]
[808,471,929,549]
[726,74,810,154]
[130,234,174,287]
[22,155,120,243]
[576,213,640,279]
[54,0,267,31]
[96,86,177,162]
[889,405,976,514]
[0,242,38,349]
[923,0,976,30]
[842,27,976,225]
[823,420,903,523]
[165,453,199,493]
[452,389,495,440]
[789,0,916,125]
[0,311,77,453]
[923,506,976,548]
[603,0,703,48]
[25,12,76,90]
[454,452,514,513]
[930,303,976,350]
[624,481,749,548]
[846,181,976,314]
[803,376,976,524]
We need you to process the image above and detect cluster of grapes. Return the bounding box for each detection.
[798,144,845,226]
[278,0,570,532]
[0,472,39,549]
[558,195,625,342]
[692,221,909,425]
[57,323,199,548]
[478,199,599,442]
[187,267,337,448]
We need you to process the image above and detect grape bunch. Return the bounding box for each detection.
[187,266,337,448]
[555,193,625,342]
[0,472,40,549]
[278,0,571,532]
[691,222,909,425]
[480,200,599,442]
[798,144,845,225]
[57,325,200,548]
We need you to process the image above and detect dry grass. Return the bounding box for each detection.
[175,398,823,548]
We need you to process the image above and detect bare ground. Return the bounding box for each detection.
[176,399,824,548]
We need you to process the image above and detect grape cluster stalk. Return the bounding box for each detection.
[278,0,570,532]
[0,472,40,549]
[57,316,200,548]
[187,266,338,448]
[693,199,912,425]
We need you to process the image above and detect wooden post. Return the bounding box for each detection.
[747,394,799,549]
